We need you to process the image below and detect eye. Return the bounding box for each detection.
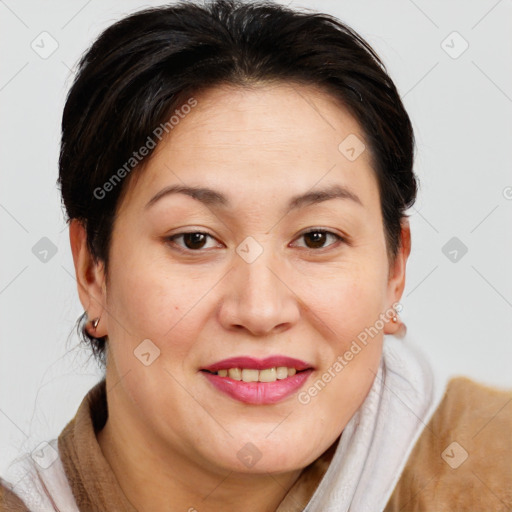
[166,228,344,253]
[166,231,221,251]
[292,229,344,250]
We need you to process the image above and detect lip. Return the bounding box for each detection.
[201,356,313,372]
[200,355,314,405]
[202,369,313,405]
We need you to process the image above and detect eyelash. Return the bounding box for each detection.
[165,228,345,254]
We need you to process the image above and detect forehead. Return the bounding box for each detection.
[120,83,379,212]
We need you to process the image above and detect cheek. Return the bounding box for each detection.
[296,272,385,443]
[304,262,389,341]
[104,241,226,380]
[297,261,387,414]
[106,241,195,338]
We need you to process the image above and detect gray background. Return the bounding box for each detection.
[1,0,511,475]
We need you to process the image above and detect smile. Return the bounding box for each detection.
[200,356,314,404]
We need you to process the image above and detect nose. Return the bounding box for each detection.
[217,249,301,337]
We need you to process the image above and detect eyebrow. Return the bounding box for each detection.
[144,183,363,212]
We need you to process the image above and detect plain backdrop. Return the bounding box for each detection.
[1,0,511,475]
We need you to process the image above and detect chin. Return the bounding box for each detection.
[204,435,321,476]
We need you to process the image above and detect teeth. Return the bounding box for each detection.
[228,368,242,381]
[276,367,288,379]
[241,369,259,382]
[259,368,276,382]
[216,367,299,382]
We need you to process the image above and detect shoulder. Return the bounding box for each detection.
[385,376,512,511]
[0,478,30,511]
[0,438,80,512]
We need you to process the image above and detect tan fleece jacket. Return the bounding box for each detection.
[1,377,511,511]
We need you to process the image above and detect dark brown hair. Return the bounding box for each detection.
[58,0,417,366]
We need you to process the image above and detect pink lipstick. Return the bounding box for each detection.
[200,356,314,405]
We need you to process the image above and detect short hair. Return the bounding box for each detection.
[58,0,417,365]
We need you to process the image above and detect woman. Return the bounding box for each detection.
[1,1,510,510]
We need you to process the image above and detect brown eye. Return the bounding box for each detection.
[167,231,219,251]
[303,231,328,249]
[182,232,207,249]
[295,229,343,250]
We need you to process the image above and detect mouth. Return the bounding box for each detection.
[200,356,314,404]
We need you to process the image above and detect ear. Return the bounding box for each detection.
[383,218,411,336]
[69,219,108,338]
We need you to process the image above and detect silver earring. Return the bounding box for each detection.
[91,317,100,330]
[392,315,398,323]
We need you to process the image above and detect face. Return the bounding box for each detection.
[75,83,408,476]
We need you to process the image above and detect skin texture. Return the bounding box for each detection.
[70,83,411,512]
